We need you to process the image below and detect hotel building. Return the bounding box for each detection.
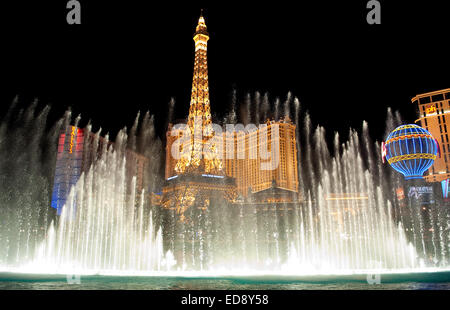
[162,13,299,220]
[51,126,149,215]
[413,88,450,182]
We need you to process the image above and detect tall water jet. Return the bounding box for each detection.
[167,98,176,125]
[0,99,69,266]
[31,125,166,273]
[0,100,169,274]
[254,91,261,125]
[261,93,269,122]
[294,97,304,198]
[2,95,449,275]
[226,89,238,124]
[274,97,280,120]
[244,93,251,125]
[283,91,292,120]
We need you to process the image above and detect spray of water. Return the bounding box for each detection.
[1,95,449,275]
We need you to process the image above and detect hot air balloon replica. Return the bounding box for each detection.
[382,124,439,180]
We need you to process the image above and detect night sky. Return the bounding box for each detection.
[1,1,449,143]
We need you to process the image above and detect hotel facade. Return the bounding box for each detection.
[413,88,450,182]
[162,13,299,219]
[51,126,149,215]
[165,120,299,198]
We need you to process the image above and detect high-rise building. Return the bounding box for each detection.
[413,88,450,182]
[51,126,149,215]
[166,119,299,197]
[162,13,299,220]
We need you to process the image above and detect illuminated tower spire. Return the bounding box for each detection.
[188,10,211,135]
[175,12,223,174]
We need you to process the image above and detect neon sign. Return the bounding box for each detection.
[441,179,449,199]
[396,187,405,200]
[381,141,387,163]
[69,126,76,154]
[201,174,225,178]
[426,106,436,114]
[408,186,434,204]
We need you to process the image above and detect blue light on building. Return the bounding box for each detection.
[50,126,84,215]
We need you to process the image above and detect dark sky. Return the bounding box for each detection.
[1,1,449,143]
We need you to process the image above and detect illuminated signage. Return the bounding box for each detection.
[426,106,436,114]
[202,174,225,179]
[69,126,76,154]
[441,179,449,198]
[396,187,405,200]
[408,186,434,204]
[381,141,387,163]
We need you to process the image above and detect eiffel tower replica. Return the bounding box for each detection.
[161,12,236,222]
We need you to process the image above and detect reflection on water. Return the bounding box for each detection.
[0,272,449,290]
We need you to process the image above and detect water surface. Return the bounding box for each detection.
[1,271,450,290]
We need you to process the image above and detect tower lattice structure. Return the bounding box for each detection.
[174,13,223,175]
[161,13,300,223]
[162,13,232,222]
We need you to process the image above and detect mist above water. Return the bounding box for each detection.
[0,93,448,275]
